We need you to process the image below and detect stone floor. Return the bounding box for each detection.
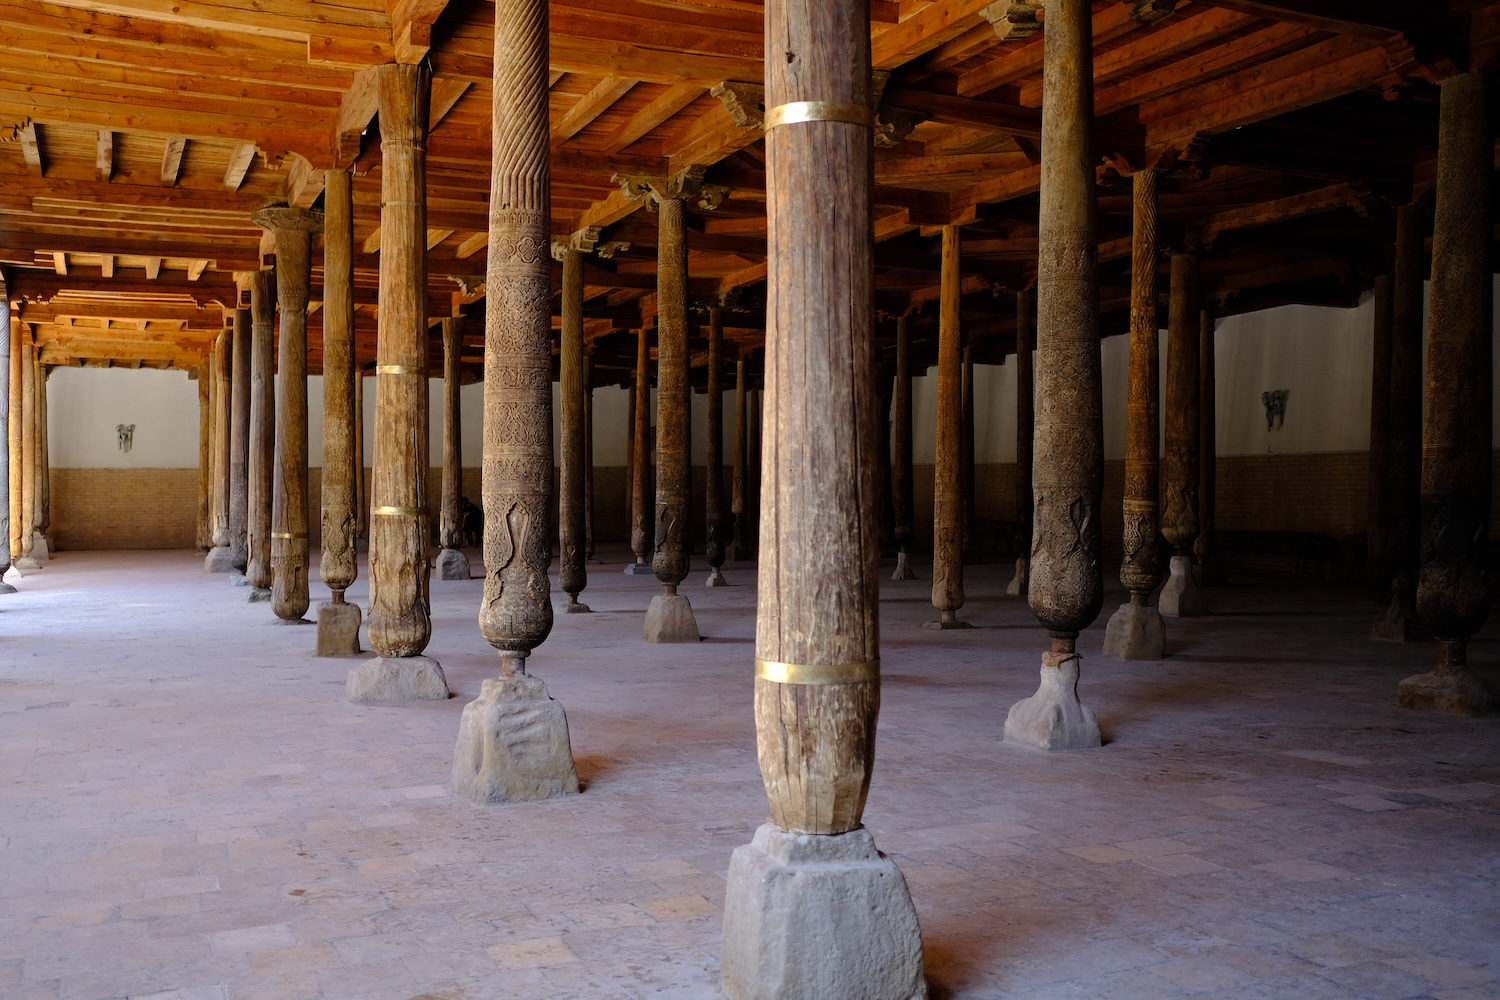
[1,547,1498,1000]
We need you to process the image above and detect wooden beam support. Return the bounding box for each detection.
[160,136,186,187]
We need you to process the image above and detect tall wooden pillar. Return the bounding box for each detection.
[317,168,363,655]
[245,271,275,600]
[1195,305,1223,585]
[557,244,589,607]
[1103,167,1165,659]
[451,0,578,802]
[1402,71,1498,717]
[15,337,35,570]
[354,367,366,541]
[960,342,978,561]
[36,362,48,554]
[1008,289,1035,596]
[704,306,727,586]
[228,307,251,575]
[627,327,653,573]
[583,344,596,562]
[0,296,13,590]
[721,0,924,993]
[730,349,750,561]
[204,330,233,571]
[1159,252,1208,617]
[436,314,472,582]
[890,314,916,580]
[350,63,448,702]
[252,206,321,624]
[1375,198,1427,642]
[196,359,210,552]
[1367,274,1396,587]
[929,225,969,628]
[1004,0,1103,752]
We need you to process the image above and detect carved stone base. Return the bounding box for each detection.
[1102,601,1166,661]
[450,674,580,804]
[4,565,25,582]
[624,560,655,575]
[643,593,700,643]
[706,566,727,587]
[1159,555,1208,617]
[922,609,971,630]
[315,601,362,657]
[564,597,591,614]
[1398,667,1500,718]
[1006,556,1029,597]
[30,533,48,562]
[722,824,926,1000]
[12,558,38,573]
[204,546,233,573]
[247,587,272,603]
[436,547,472,581]
[0,580,16,595]
[1372,579,1421,643]
[346,655,449,704]
[1004,652,1102,751]
[228,573,249,587]
[890,550,915,581]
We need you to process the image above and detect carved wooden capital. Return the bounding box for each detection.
[250,205,324,235]
[980,1,1043,40]
[711,81,765,129]
[1128,0,1178,26]
[612,165,728,211]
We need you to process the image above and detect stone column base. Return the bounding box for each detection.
[0,579,16,594]
[30,534,48,562]
[1397,668,1500,718]
[247,587,272,603]
[204,547,234,573]
[1006,556,1029,597]
[1159,554,1208,617]
[12,557,39,572]
[1372,580,1420,642]
[1004,652,1102,751]
[890,551,915,581]
[228,573,249,587]
[922,617,972,630]
[722,823,926,1000]
[564,596,591,614]
[436,547,471,580]
[346,655,449,704]
[624,560,655,575]
[316,601,363,656]
[706,566,727,587]
[644,593,700,643]
[450,674,580,804]
[1102,601,1165,660]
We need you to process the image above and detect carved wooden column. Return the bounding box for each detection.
[1159,252,1208,617]
[451,3,579,802]
[1104,167,1165,659]
[960,342,978,561]
[730,349,751,561]
[245,271,275,602]
[720,0,924,993]
[13,336,35,571]
[36,363,48,558]
[1008,289,1035,596]
[1401,71,1499,717]
[890,314,916,580]
[317,168,363,655]
[354,367,366,541]
[348,64,448,702]
[929,225,970,629]
[1004,0,1103,751]
[253,206,321,625]
[0,297,13,592]
[583,344,596,563]
[204,331,233,571]
[1366,272,1396,588]
[626,327,653,574]
[228,307,251,580]
[704,305,728,586]
[196,359,210,552]
[1375,198,1427,642]
[556,240,589,608]
[436,314,472,582]
[1195,305,1223,585]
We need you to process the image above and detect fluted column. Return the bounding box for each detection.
[627,327,653,573]
[1004,0,1103,751]
[245,271,276,601]
[929,225,969,629]
[890,314,915,580]
[204,331,233,571]
[1104,168,1165,659]
[1159,252,1208,617]
[450,0,578,801]
[557,244,589,607]
[1008,290,1035,596]
[317,168,363,655]
[436,314,472,582]
[1401,71,1498,716]
[348,63,448,702]
[721,0,924,992]
[704,306,727,586]
[228,307,251,578]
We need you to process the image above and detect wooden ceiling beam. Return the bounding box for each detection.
[96,128,113,182]
[159,136,186,187]
[19,121,43,176]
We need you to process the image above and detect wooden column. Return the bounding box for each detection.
[652,198,692,592]
[204,330,232,570]
[1195,305,1223,585]
[450,0,577,801]
[890,314,915,580]
[1402,71,1498,717]
[960,342,977,560]
[253,206,321,624]
[1004,0,1103,751]
[228,307,251,574]
[1103,168,1164,659]
[628,327,652,572]
[558,245,589,608]
[583,344,596,562]
[8,312,21,567]
[245,271,275,599]
[36,363,48,551]
[721,0,924,991]
[929,225,969,628]
[731,350,750,561]
[1375,198,1427,642]
[0,296,12,589]
[435,314,472,582]
[354,368,366,540]
[196,359,210,551]
[704,306,727,586]
[1159,252,1207,617]
[1366,274,1396,589]
[16,337,34,568]
[1008,289,1034,596]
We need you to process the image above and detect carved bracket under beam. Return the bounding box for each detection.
[613,165,729,211]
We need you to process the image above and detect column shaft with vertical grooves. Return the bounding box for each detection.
[322,170,358,600]
[1120,169,1160,598]
[229,308,251,573]
[931,226,966,622]
[652,199,690,590]
[246,271,275,594]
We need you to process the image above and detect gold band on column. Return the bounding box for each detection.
[371,505,426,517]
[763,101,871,131]
[270,531,308,540]
[376,364,426,376]
[755,657,880,685]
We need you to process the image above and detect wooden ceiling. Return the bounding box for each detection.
[0,0,1497,382]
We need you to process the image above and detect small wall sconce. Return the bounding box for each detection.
[1261,390,1288,431]
[117,423,135,453]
